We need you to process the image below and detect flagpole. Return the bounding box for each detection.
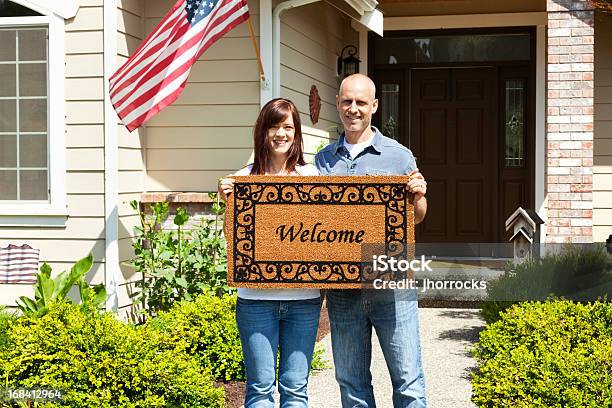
[246,15,266,83]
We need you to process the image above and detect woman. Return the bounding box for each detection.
[219,98,320,408]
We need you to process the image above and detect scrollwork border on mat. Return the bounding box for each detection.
[232,182,409,284]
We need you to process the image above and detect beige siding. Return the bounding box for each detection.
[143,0,260,192]
[594,13,612,242]
[280,2,350,154]
[0,1,106,306]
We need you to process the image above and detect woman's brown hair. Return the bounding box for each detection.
[251,98,306,175]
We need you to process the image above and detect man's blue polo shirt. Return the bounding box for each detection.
[314,126,417,176]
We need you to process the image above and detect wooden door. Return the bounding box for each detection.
[409,68,499,243]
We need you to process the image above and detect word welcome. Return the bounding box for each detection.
[275,222,366,243]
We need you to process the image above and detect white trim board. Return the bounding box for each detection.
[103,0,119,312]
[384,12,547,31]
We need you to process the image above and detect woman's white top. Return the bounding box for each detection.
[231,163,321,300]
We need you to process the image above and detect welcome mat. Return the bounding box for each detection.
[225,176,415,288]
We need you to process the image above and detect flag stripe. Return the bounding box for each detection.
[123,11,248,131]
[118,1,247,122]
[110,20,190,99]
[109,0,249,132]
[0,244,38,284]
[113,0,241,109]
[110,2,184,86]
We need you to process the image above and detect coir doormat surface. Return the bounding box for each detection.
[225,176,415,288]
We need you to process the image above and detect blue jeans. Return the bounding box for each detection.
[327,289,427,408]
[236,297,321,408]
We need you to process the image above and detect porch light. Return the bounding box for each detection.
[337,45,360,77]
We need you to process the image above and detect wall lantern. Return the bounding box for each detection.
[337,45,360,77]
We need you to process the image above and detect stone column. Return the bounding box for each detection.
[546,0,595,243]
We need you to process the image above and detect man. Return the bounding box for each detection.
[314,73,428,408]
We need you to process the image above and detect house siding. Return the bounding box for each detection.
[593,12,612,242]
[280,2,352,159]
[143,0,260,193]
[0,0,106,306]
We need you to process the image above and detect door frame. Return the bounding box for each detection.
[360,13,547,243]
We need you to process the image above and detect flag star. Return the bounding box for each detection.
[199,9,205,14]
[208,2,213,7]
[187,4,192,9]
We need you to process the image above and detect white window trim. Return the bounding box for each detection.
[0,11,68,227]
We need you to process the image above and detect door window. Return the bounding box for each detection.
[504,79,525,167]
[375,33,530,65]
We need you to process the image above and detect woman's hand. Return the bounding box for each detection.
[218,177,235,201]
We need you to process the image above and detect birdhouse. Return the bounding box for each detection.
[505,207,544,263]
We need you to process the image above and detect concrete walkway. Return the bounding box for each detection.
[307,308,485,408]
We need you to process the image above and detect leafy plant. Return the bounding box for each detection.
[310,343,330,372]
[130,195,230,316]
[0,302,225,407]
[472,300,612,408]
[15,253,106,318]
[481,244,611,323]
[0,307,17,351]
[146,293,244,381]
[147,293,329,382]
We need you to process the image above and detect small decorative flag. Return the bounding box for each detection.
[110,0,250,132]
[0,244,39,284]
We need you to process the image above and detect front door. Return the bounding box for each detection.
[410,67,498,243]
[371,30,535,247]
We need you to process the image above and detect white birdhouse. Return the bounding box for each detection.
[505,207,544,263]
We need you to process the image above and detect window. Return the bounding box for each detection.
[375,33,531,65]
[0,0,67,225]
[0,27,49,200]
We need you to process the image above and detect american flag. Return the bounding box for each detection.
[0,244,39,284]
[109,0,250,132]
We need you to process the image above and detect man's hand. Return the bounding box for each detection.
[407,169,427,200]
[218,177,235,201]
[407,169,427,224]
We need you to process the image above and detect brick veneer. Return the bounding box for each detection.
[546,0,595,243]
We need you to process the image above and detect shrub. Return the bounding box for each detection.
[148,293,329,382]
[472,300,612,408]
[482,244,611,323]
[130,198,230,315]
[147,293,245,381]
[0,302,225,408]
[0,306,17,350]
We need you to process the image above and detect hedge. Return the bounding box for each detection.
[0,302,225,408]
[472,300,612,408]
[147,293,245,381]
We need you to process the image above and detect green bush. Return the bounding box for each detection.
[147,293,245,381]
[148,293,329,382]
[482,245,611,323]
[472,300,612,408]
[0,302,225,408]
[0,306,17,350]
